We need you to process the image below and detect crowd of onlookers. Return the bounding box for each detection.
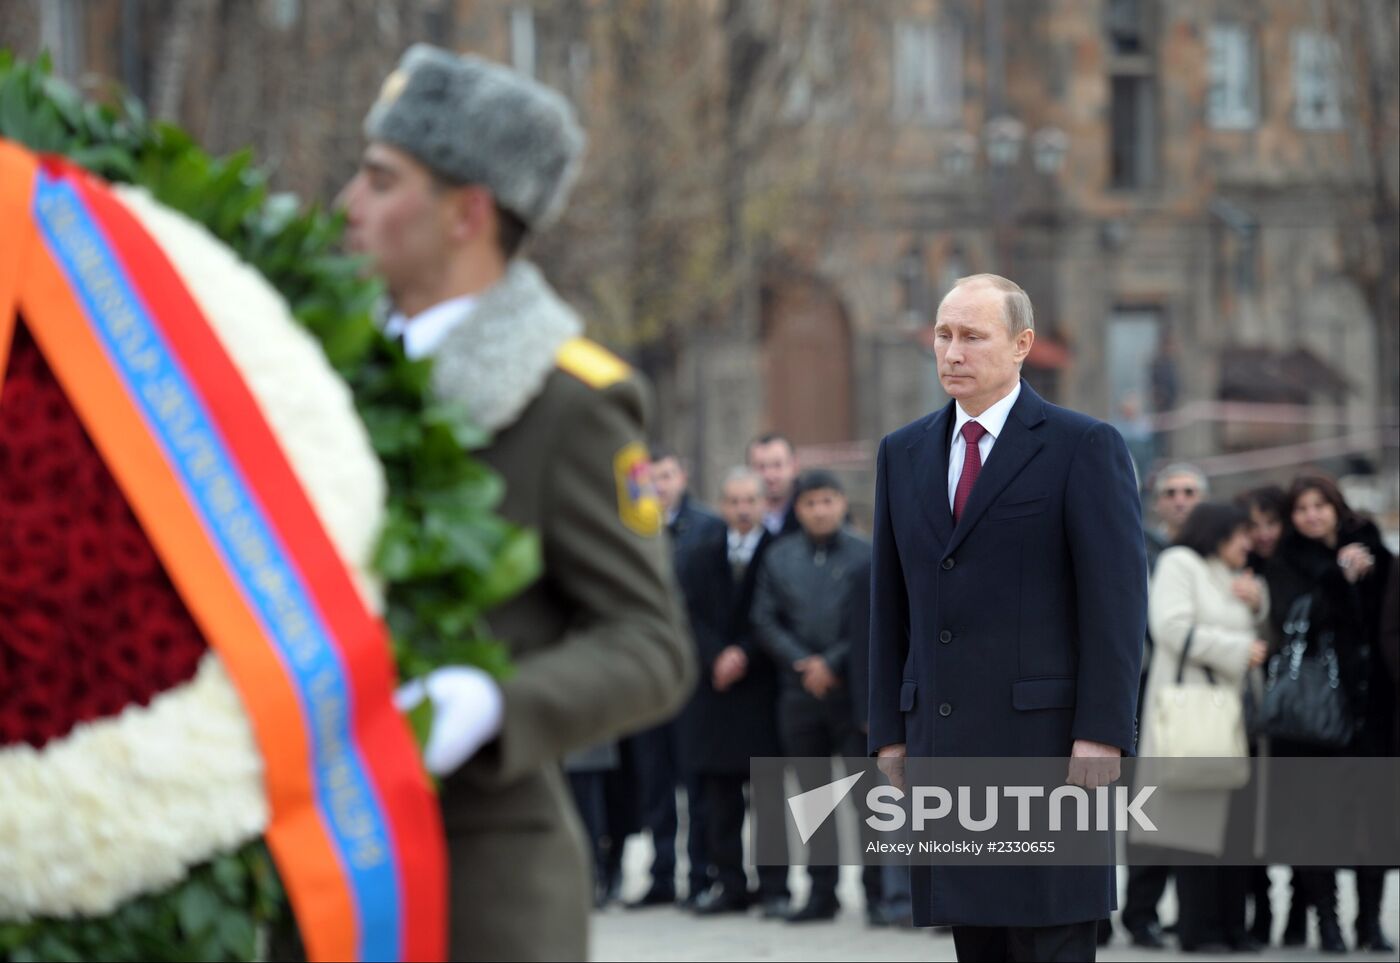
[565,441,1398,954]
[565,433,912,928]
[1120,465,1396,955]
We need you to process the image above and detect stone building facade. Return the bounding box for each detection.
[6,0,1394,518]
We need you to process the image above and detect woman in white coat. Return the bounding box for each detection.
[1142,502,1270,953]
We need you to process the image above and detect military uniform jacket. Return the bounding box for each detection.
[422,260,695,961]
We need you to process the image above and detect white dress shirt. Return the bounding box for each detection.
[762,504,790,536]
[947,381,1022,511]
[727,526,764,567]
[383,293,479,361]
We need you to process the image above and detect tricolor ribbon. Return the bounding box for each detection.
[0,140,446,963]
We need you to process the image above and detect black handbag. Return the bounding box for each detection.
[1255,594,1355,748]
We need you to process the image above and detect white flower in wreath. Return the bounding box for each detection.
[0,185,386,921]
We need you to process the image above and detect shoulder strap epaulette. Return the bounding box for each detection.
[556,336,630,390]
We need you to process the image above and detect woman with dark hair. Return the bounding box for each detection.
[1231,484,1290,942]
[1264,475,1396,954]
[1235,484,1288,569]
[1143,502,1270,952]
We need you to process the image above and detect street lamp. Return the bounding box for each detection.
[985,115,1026,169]
[941,122,1068,178]
[1031,126,1069,175]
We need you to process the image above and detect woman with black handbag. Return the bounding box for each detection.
[1263,475,1396,954]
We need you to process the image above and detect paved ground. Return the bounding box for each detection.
[592,837,1399,961]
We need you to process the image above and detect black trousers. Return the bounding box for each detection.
[1175,865,1248,948]
[632,720,709,896]
[951,921,1100,962]
[1120,864,1170,930]
[701,771,789,899]
[778,688,881,906]
[567,771,612,897]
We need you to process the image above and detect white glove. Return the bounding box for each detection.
[394,666,504,777]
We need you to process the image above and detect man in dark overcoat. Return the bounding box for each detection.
[867,274,1146,962]
[677,467,790,918]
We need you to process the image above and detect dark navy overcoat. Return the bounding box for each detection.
[867,380,1146,927]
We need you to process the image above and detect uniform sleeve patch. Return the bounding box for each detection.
[613,442,662,537]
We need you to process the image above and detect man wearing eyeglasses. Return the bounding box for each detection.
[1145,463,1209,569]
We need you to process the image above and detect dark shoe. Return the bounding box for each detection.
[625,885,676,909]
[1097,918,1113,947]
[881,905,915,929]
[692,887,749,915]
[786,899,839,923]
[867,903,913,928]
[1318,914,1346,954]
[1227,935,1264,953]
[757,896,791,919]
[1128,921,1168,949]
[1356,932,1396,954]
[678,893,699,911]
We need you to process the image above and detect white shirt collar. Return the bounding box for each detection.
[728,526,763,562]
[952,380,1022,446]
[384,293,479,361]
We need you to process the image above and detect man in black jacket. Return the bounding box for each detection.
[677,468,791,918]
[752,469,875,922]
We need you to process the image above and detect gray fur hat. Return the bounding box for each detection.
[364,45,586,231]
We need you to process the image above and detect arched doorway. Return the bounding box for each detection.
[760,273,854,446]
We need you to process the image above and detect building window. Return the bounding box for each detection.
[782,0,849,122]
[1292,29,1344,129]
[1105,0,1146,55]
[1207,24,1258,129]
[511,5,536,78]
[892,21,962,125]
[1110,75,1156,188]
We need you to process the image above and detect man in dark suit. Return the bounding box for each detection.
[677,468,791,918]
[868,274,1146,962]
[625,447,725,908]
[653,446,725,558]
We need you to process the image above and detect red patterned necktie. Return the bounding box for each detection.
[953,420,988,523]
